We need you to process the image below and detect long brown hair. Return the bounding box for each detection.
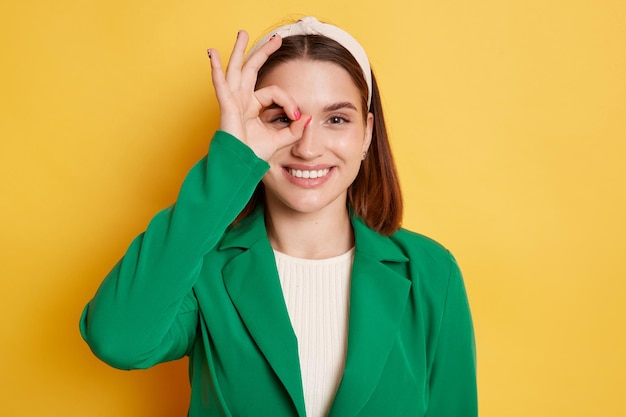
[234,35,403,236]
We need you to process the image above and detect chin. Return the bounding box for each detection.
[283,199,331,215]
[268,192,347,217]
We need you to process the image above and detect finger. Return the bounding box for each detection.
[254,85,301,121]
[208,48,231,103]
[275,114,313,150]
[225,30,249,89]
[240,34,283,91]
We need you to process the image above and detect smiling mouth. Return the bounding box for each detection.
[287,168,331,179]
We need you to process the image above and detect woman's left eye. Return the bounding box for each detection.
[328,116,349,124]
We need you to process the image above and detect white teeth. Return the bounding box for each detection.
[288,168,330,179]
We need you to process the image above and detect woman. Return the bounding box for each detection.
[80,17,477,417]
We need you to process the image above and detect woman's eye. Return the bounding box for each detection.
[328,116,349,124]
[270,115,292,125]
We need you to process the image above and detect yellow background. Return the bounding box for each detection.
[1,0,624,415]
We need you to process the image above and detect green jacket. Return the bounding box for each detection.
[80,131,477,417]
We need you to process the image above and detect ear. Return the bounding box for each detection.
[362,112,374,154]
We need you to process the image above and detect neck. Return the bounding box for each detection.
[264,204,354,260]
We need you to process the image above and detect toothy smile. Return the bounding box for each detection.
[287,168,331,179]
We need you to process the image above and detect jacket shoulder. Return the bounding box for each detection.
[387,227,462,297]
[390,227,454,264]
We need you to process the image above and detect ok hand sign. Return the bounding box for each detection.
[208,31,311,161]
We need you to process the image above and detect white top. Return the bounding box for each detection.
[274,248,354,417]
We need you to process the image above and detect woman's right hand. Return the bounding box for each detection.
[208,31,310,161]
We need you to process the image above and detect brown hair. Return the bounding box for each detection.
[235,35,403,236]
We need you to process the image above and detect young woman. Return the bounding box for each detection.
[80,17,477,417]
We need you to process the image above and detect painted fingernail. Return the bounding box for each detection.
[293,109,301,121]
[207,49,211,59]
[269,33,277,41]
[304,116,312,127]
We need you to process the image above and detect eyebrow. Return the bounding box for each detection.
[323,102,358,112]
[261,102,358,112]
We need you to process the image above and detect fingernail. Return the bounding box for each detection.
[294,109,301,121]
[206,49,211,59]
[237,30,241,39]
[269,33,277,41]
[304,116,312,127]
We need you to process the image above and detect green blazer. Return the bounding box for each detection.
[80,131,477,417]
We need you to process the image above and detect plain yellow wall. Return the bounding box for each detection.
[1,0,624,415]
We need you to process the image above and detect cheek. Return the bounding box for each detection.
[264,147,290,168]
[334,133,367,158]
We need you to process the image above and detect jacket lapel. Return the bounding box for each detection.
[328,216,411,417]
[220,210,306,417]
[219,209,411,417]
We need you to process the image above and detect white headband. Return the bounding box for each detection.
[247,17,372,107]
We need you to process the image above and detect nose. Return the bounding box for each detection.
[291,120,324,160]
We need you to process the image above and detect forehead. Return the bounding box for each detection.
[257,59,363,110]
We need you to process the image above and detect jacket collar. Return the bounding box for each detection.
[219,208,411,417]
[219,207,409,262]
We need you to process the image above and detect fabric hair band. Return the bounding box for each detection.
[247,17,373,107]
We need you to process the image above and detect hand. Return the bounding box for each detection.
[208,31,311,161]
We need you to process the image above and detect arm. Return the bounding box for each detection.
[425,254,478,416]
[79,131,268,369]
[80,30,309,370]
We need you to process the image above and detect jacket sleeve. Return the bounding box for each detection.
[79,131,269,370]
[425,254,478,416]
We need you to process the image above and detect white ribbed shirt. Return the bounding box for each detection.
[273,248,354,417]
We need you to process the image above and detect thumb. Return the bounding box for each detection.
[275,115,312,150]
